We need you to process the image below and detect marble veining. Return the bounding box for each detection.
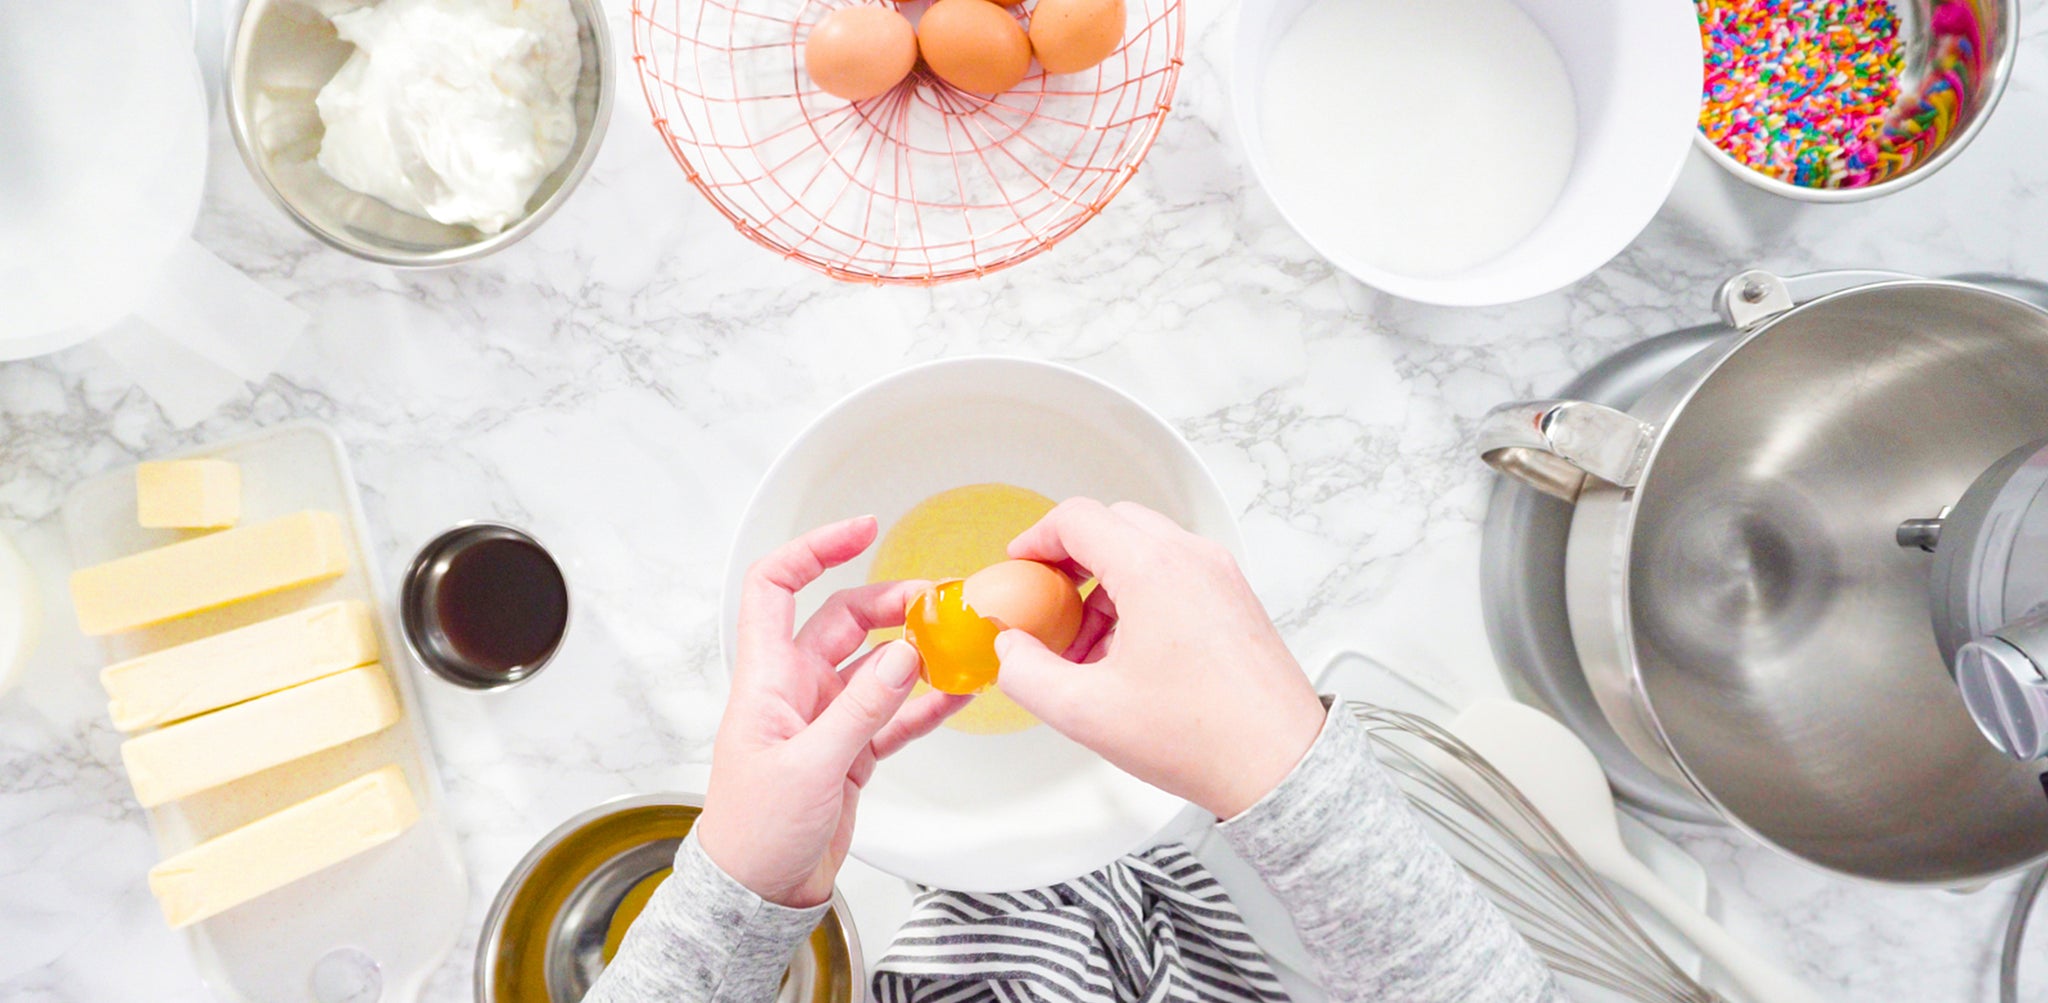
[10,0,2048,999]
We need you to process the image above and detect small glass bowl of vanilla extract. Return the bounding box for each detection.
[401,522,570,690]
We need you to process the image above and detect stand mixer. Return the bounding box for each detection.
[1906,437,2048,762]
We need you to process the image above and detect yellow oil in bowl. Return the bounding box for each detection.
[479,797,858,1003]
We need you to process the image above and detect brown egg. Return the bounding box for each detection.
[1027,0,1124,75]
[963,560,1083,652]
[805,6,919,102]
[917,0,1033,94]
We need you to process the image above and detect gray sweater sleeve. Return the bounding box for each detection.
[590,704,1559,1003]
[582,830,826,1003]
[1217,702,1562,1003]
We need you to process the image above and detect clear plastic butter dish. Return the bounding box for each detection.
[61,422,465,1003]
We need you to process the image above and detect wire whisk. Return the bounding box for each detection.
[1349,701,1722,1003]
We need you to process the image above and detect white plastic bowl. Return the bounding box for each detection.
[0,0,206,357]
[723,357,1242,891]
[1233,0,1702,306]
[0,531,39,698]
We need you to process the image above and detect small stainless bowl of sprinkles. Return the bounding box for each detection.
[1694,0,2017,202]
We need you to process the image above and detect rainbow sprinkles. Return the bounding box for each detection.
[1697,0,1984,189]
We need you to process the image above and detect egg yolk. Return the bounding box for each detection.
[904,579,1003,695]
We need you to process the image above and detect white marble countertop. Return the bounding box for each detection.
[9,1,2048,999]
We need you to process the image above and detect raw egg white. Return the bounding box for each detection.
[805,6,919,102]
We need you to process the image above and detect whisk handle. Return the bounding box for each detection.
[1602,857,1832,1003]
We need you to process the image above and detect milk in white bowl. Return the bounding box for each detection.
[1234,0,1703,306]
[1259,0,1576,278]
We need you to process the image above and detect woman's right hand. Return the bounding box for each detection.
[993,498,1328,820]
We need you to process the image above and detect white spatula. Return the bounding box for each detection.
[1445,699,1831,1003]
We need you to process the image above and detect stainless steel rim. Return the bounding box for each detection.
[475,792,701,1003]
[1689,0,2020,203]
[1607,277,2048,886]
[1479,323,1729,825]
[473,792,864,1003]
[400,520,571,691]
[1485,272,2048,884]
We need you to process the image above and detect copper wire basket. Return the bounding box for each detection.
[631,0,1185,284]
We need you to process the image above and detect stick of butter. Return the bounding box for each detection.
[70,510,350,636]
[136,459,241,529]
[102,600,381,732]
[120,665,400,808]
[149,764,419,928]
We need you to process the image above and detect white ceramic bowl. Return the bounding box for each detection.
[1233,0,1701,306]
[723,358,1242,891]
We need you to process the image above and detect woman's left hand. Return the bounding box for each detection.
[695,516,970,908]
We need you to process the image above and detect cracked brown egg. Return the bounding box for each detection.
[905,559,1082,696]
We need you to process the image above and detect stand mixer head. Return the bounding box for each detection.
[1909,436,2048,760]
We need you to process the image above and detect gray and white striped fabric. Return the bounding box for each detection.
[871,844,1292,1003]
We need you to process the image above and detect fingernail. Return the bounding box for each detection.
[877,642,918,688]
[993,630,1022,658]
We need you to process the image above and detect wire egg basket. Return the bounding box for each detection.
[630,0,1185,284]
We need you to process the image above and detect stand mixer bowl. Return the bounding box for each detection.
[1479,270,2048,886]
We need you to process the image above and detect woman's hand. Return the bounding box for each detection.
[695,516,970,908]
[993,499,1326,820]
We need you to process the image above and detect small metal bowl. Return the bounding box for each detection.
[477,793,864,1003]
[1695,0,2017,202]
[401,522,570,690]
[225,0,614,266]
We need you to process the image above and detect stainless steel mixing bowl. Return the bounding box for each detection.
[477,793,862,1003]
[1696,0,2017,202]
[1480,270,2048,886]
[226,0,614,266]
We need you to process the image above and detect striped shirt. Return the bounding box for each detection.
[870,845,1292,1003]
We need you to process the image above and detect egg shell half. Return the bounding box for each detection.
[962,559,1083,654]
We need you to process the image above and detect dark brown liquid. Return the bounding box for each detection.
[434,537,568,675]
